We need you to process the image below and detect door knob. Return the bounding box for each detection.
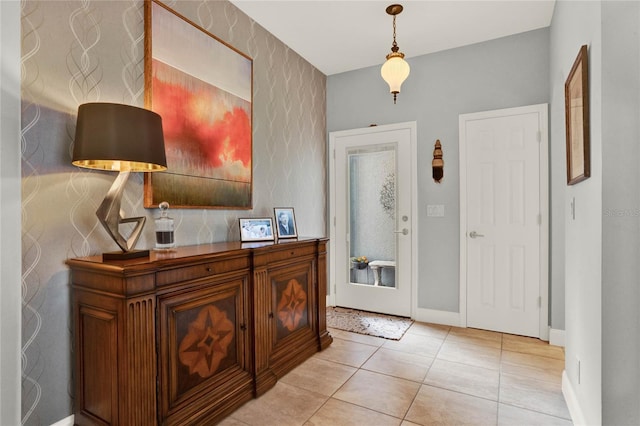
[469,231,484,238]
[395,228,409,235]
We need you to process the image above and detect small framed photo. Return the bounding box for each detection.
[239,218,275,242]
[274,207,298,239]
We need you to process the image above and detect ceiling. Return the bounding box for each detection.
[229,0,556,76]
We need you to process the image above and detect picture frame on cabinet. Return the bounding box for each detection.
[565,44,590,185]
[144,0,253,208]
[239,218,275,242]
[274,207,298,239]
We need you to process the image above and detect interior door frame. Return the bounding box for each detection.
[459,104,549,340]
[328,121,418,318]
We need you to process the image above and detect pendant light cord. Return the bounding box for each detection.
[391,15,398,52]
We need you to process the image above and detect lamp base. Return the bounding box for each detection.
[102,249,150,262]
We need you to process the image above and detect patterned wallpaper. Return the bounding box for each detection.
[20,1,326,424]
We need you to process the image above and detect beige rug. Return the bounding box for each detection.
[326,306,414,340]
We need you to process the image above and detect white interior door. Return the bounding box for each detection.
[460,105,548,338]
[329,122,416,317]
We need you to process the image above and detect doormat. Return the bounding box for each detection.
[326,306,414,341]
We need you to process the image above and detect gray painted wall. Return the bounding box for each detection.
[328,29,552,315]
[0,2,22,425]
[601,2,640,424]
[552,1,640,423]
[550,1,602,423]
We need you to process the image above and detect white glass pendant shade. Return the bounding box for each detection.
[381,52,410,101]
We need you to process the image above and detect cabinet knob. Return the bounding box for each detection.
[206,267,212,272]
[240,324,247,331]
[268,312,274,319]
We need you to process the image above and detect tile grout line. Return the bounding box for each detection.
[398,325,452,424]
[301,335,394,425]
[329,338,408,424]
[232,324,569,425]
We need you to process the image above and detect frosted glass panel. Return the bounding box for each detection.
[347,145,396,288]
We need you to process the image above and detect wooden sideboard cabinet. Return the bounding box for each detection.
[67,238,332,425]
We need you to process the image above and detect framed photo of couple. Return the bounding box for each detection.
[274,207,297,239]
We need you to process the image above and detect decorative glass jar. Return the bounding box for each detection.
[154,201,175,250]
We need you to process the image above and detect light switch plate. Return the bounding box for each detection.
[427,204,445,217]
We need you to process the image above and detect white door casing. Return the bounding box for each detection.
[459,104,549,339]
[329,122,417,317]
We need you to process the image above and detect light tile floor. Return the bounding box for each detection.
[220,322,572,426]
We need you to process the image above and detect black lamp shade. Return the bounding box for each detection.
[73,102,167,172]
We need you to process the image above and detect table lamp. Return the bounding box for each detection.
[72,102,167,260]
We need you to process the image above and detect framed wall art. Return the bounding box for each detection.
[144,0,253,208]
[274,207,297,239]
[565,44,590,185]
[239,218,275,242]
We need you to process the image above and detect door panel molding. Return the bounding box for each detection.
[459,104,549,339]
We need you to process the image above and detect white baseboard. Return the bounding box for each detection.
[549,328,565,347]
[331,302,560,344]
[562,370,586,426]
[413,307,461,327]
[50,414,74,426]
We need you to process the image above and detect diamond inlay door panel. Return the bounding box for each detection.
[157,275,251,423]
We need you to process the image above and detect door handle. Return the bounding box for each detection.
[469,231,484,238]
[395,228,409,235]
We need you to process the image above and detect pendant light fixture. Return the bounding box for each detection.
[381,4,410,104]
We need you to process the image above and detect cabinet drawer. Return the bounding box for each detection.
[256,244,316,265]
[156,256,250,286]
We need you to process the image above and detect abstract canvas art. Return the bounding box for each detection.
[144,0,253,208]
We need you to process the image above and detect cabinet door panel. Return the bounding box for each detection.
[157,275,252,424]
[271,264,314,344]
[77,306,118,425]
[267,260,319,375]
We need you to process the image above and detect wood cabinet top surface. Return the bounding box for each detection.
[67,237,327,273]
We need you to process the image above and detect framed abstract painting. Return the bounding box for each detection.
[144,0,253,208]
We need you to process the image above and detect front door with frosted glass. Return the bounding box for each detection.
[330,123,413,317]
